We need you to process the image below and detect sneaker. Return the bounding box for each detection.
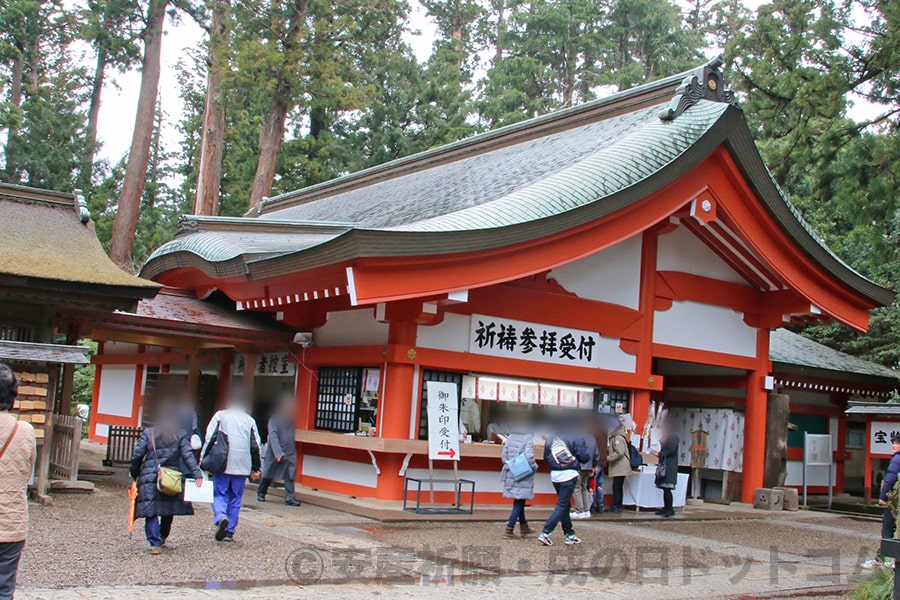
[285,499,301,507]
[580,511,592,519]
[223,534,235,543]
[160,537,167,547]
[215,518,229,542]
[565,534,583,545]
[537,532,553,546]
[257,495,266,502]
[149,546,161,555]
[861,558,884,570]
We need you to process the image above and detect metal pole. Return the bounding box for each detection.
[803,432,808,507]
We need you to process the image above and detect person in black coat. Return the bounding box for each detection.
[654,423,679,518]
[130,408,204,554]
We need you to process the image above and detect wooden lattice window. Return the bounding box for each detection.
[0,323,33,342]
[418,370,464,440]
[315,367,363,433]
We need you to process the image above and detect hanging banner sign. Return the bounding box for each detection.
[870,420,900,456]
[233,352,296,377]
[426,381,460,461]
[469,314,600,368]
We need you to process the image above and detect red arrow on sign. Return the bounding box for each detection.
[437,448,457,459]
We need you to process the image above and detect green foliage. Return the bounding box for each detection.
[852,564,893,600]
[71,340,98,409]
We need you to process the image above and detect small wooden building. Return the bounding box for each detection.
[0,183,157,495]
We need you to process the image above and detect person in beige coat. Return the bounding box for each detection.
[0,364,36,600]
[606,414,635,513]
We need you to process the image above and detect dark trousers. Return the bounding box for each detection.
[542,478,577,536]
[507,499,527,528]
[883,507,896,540]
[145,516,173,547]
[0,540,25,600]
[258,476,296,502]
[662,489,674,514]
[612,476,625,508]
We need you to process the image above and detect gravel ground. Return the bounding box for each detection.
[644,517,878,560]
[19,483,298,588]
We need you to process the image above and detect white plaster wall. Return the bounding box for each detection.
[96,365,138,418]
[314,309,389,347]
[417,313,471,353]
[95,423,109,438]
[657,226,747,285]
[654,301,757,357]
[405,468,556,495]
[548,234,642,309]
[301,455,378,488]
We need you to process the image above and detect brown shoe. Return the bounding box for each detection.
[504,526,516,537]
[520,524,534,536]
[149,546,161,555]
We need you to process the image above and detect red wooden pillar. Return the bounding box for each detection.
[375,319,417,501]
[632,229,659,430]
[741,328,771,503]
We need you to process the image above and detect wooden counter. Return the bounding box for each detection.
[296,429,544,459]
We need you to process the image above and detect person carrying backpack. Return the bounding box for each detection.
[538,418,590,546]
[607,414,636,514]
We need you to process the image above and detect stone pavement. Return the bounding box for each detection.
[16,482,870,600]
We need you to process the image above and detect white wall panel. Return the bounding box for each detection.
[417,313,471,353]
[654,301,757,357]
[301,455,378,488]
[314,309,389,347]
[96,365,137,418]
[405,467,556,495]
[549,234,642,309]
[657,226,747,285]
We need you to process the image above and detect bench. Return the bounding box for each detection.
[403,477,475,514]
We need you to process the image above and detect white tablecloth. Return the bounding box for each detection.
[622,466,689,508]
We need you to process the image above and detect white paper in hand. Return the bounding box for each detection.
[184,478,214,503]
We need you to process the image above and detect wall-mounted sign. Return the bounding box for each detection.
[233,352,296,377]
[870,420,900,456]
[469,314,600,368]
[426,381,460,461]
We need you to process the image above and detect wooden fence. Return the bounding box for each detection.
[49,414,82,481]
[103,425,144,467]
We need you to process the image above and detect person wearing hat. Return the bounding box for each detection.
[863,431,900,569]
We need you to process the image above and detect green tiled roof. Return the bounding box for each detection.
[140,60,893,309]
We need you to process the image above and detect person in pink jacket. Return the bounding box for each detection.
[0,364,36,600]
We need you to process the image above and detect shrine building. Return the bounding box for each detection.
[123,58,894,506]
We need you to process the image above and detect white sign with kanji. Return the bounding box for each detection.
[469,314,601,368]
[870,420,900,456]
[426,381,460,461]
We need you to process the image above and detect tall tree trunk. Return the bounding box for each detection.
[109,0,167,268]
[193,0,230,216]
[4,43,25,180]
[81,47,107,189]
[247,95,288,213]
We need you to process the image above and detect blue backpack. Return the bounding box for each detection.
[626,438,643,470]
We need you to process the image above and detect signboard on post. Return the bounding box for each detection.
[803,432,834,508]
[426,381,460,461]
[870,420,900,456]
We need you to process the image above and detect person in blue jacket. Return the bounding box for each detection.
[538,419,591,546]
[863,431,900,569]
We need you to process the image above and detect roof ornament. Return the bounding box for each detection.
[660,55,735,121]
[72,189,91,224]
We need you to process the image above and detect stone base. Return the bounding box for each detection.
[774,487,799,511]
[753,488,784,511]
[686,498,705,506]
[49,479,95,494]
